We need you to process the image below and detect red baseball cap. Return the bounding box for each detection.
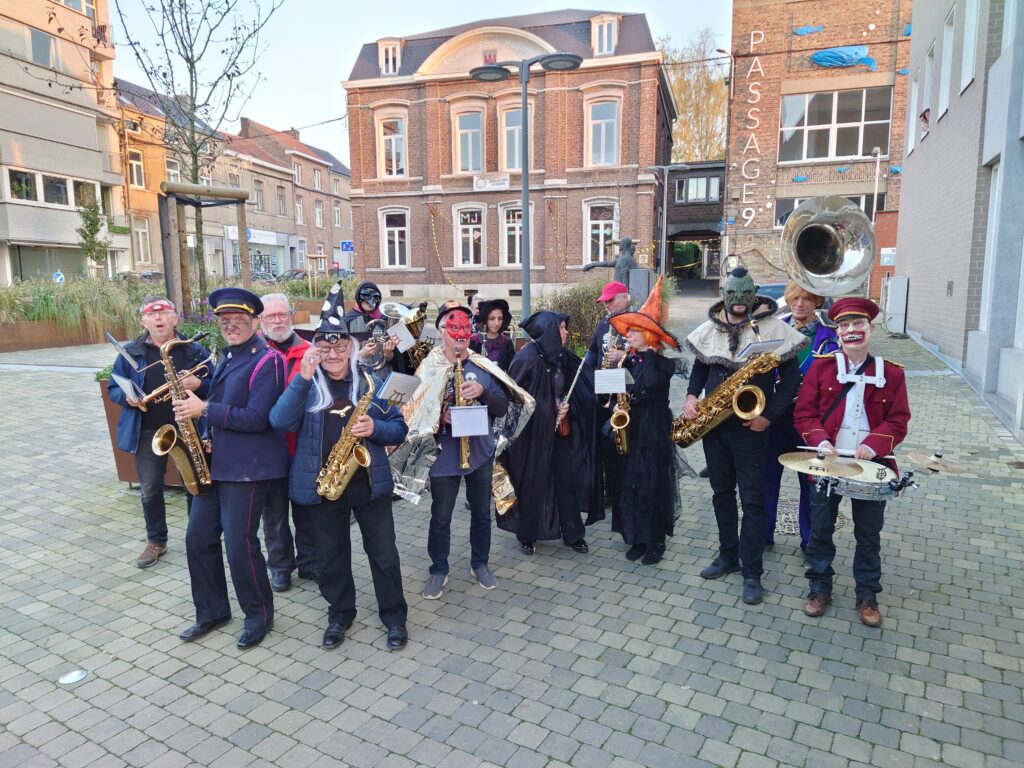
[828,297,879,323]
[596,281,629,303]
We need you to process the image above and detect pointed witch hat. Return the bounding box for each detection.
[296,280,367,341]
[609,275,680,349]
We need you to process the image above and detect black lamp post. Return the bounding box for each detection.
[470,51,583,321]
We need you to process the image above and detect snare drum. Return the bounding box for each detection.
[816,460,897,501]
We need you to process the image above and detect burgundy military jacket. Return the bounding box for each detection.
[793,353,911,471]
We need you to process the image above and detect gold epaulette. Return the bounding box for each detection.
[884,358,904,368]
[812,352,837,359]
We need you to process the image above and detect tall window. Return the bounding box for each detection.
[253,180,264,211]
[293,163,301,185]
[779,87,892,161]
[456,207,484,266]
[456,112,483,173]
[676,176,721,203]
[907,73,919,155]
[313,168,322,190]
[939,8,955,117]
[133,218,150,262]
[165,159,180,184]
[42,175,69,205]
[276,186,286,215]
[380,118,406,177]
[316,243,325,255]
[332,178,341,195]
[381,209,409,267]
[128,151,145,187]
[774,194,885,229]
[922,44,935,139]
[380,42,400,75]
[589,101,619,166]
[8,169,37,201]
[315,200,324,228]
[502,108,529,171]
[295,195,304,225]
[199,171,212,186]
[29,29,58,69]
[961,0,979,91]
[334,201,342,227]
[596,20,616,54]
[296,238,307,267]
[585,202,617,264]
[501,205,529,266]
[228,173,240,189]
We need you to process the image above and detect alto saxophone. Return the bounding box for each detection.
[454,355,471,470]
[316,368,376,501]
[152,333,212,496]
[609,347,631,455]
[671,352,780,448]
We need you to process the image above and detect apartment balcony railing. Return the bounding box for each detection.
[102,151,122,174]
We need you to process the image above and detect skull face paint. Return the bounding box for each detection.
[840,331,866,345]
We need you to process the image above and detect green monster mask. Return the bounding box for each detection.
[721,267,757,316]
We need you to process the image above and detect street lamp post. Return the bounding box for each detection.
[470,51,583,321]
[648,163,687,277]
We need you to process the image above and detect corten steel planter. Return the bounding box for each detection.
[0,321,130,354]
[98,380,183,487]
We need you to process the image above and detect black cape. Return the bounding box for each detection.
[500,311,604,540]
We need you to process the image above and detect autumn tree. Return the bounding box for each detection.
[658,29,728,162]
[77,190,112,269]
[114,0,282,303]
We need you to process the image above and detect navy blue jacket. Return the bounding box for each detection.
[107,332,211,453]
[269,371,408,505]
[205,334,289,482]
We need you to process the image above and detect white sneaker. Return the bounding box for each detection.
[470,565,497,590]
[421,573,448,600]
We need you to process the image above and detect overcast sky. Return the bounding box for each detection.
[112,1,732,165]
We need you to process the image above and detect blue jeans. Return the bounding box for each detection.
[428,459,493,575]
[805,486,885,602]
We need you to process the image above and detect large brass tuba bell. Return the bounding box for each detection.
[780,196,876,297]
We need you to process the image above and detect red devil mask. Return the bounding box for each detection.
[444,311,472,342]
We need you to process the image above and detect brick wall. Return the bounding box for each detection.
[725,0,912,285]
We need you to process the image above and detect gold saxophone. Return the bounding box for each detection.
[609,348,631,455]
[316,368,376,501]
[152,334,212,496]
[454,356,471,469]
[671,352,780,448]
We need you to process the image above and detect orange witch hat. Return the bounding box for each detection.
[609,275,680,349]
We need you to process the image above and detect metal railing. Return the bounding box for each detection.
[102,151,122,174]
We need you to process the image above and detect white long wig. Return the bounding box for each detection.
[307,335,362,412]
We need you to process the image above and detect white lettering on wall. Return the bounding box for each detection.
[739,30,765,227]
[742,158,760,179]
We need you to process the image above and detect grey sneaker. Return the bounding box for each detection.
[136,541,167,568]
[421,573,448,600]
[470,565,497,590]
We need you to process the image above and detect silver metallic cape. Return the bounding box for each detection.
[389,346,536,501]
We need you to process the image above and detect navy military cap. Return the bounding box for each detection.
[208,287,263,317]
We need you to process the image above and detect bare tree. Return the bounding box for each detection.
[114,0,282,301]
[658,29,728,162]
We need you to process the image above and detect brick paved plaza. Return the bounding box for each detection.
[1,296,1023,768]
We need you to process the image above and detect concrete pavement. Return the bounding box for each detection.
[1,298,1023,768]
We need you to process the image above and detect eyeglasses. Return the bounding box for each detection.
[261,312,291,322]
[837,318,870,332]
[217,315,251,328]
[315,343,351,358]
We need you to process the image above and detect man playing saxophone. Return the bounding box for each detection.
[681,267,806,605]
[269,283,409,651]
[172,288,289,650]
[107,296,210,569]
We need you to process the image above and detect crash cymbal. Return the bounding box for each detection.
[907,450,967,474]
[778,452,864,478]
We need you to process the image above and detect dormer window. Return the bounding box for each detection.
[591,15,618,56]
[378,38,402,76]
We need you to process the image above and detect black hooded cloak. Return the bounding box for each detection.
[499,311,604,542]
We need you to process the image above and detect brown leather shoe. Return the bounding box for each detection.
[803,592,831,617]
[136,541,167,568]
[856,599,882,627]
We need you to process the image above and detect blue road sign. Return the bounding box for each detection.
[340,240,354,252]
[245,227,252,241]
[52,270,65,284]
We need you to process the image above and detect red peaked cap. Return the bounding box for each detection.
[609,275,680,350]
[828,297,879,323]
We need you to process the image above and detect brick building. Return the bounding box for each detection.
[342,9,675,300]
[895,0,1023,441]
[666,161,725,278]
[723,0,912,289]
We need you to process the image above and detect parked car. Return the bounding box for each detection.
[276,268,307,281]
[112,270,164,283]
[251,271,277,282]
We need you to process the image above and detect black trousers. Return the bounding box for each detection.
[702,420,769,579]
[309,478,407,628]
[186,479,275,631]
[263,477,317,576]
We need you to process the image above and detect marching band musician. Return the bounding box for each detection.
[343,281,405,373]
[583,281,632,521]
[173,288,289,649]
[682,268,807,605]
[500,310,597,555]
[107,296,210,569]
[469,298,515,372]
[269,283,409,651]
[762,282,841,550]
[258,292,318,592]
[608,277,681,565]
[793,297,910,627]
